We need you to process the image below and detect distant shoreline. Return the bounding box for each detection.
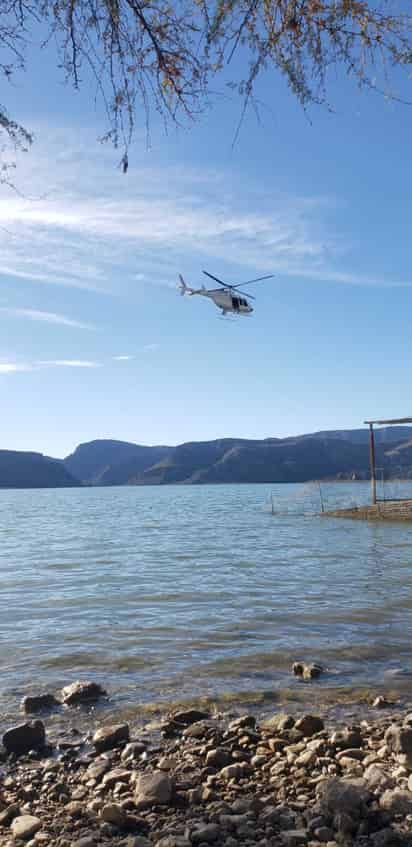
[4,425,412,486]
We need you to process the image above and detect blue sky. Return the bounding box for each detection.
[2,30,412,457]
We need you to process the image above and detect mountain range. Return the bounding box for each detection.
[2,425,412,488]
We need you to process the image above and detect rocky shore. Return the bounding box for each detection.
[1,682,412,847]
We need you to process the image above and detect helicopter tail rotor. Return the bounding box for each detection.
[178,274,186,295]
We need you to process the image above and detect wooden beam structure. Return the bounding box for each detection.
[368,423,377,505]
[364,417,412,426]
[363,416,412,506]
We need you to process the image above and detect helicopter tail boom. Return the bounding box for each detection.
[178,274,205,296]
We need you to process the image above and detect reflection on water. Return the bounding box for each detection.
[1,481,412,728]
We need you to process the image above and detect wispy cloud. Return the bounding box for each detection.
[0,349,160,374]
[0,307,95,329]
[0,125,407,293]
[0,362,31,373]
[37,360,100,368]
[0,358,101,375]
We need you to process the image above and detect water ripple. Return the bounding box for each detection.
[1,481,412,727]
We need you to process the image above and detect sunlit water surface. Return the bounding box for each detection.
[1,482,412,730]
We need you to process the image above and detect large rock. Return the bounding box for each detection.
[379,789,412,816]
[330,727,362,749]
[21,693,60,713]
[11,815,42,840]
[294,715,324,736]
[182,720,213,739]
[261,712,295,732]
[93,723,129,753]
[101,802,127,827]
[292,662,323,680]
[61,680,107,705]
[0,804,20,825]
[303,663,323,680]
[384,724,412,756]
[86,758,111,781]
[219,761,251,781]
[135,772,173,808]
[2,720,46,755]
[206,748,233,768]
[317,777,370,822]
[161,708,210,737]
[102,767,131,789]
[171,709,210,726]
[121,741,146,761]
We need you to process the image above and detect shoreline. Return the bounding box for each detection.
[1,685,412,846]
[3,677,412,739]
[1,687,412,759]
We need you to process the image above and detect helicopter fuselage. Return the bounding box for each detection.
[198,287,253,315]
[178,271,272,316]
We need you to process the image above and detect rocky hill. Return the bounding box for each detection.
[64,439,170,484]
[4,428,412,489]
[0,451,79,489]
[60,427,412,486]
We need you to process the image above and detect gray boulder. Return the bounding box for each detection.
[61,680,106,705]
[292,662,323,680]
[171,708,210,726]
[135,771,173,808]
[0,803,20,825]
[317,777,370,822]
[385,725,412,756]
[101,802,127,827]
[11,815,42,840]
[219,761,251,781]
[121,741,146,761]
[2,720,46,755]
[261,712,295,731]
[295,715,324,736]
[330,727,362,749]
[92,723,129,753]
[21,693,60,713]
[206,748,233,768]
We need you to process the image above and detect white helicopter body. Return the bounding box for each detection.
[179,276,252,315]
[178,270,274,317]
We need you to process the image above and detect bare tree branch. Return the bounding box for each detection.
[0,0,410,173]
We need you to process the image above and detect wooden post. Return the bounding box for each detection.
[369,423,377,505]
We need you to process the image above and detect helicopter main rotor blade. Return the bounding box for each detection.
[231,274,275,290]
[202,270,229,287]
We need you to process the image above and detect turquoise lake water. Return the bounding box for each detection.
[1,482,412,729]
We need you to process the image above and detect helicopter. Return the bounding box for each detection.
[178,270,274,317]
